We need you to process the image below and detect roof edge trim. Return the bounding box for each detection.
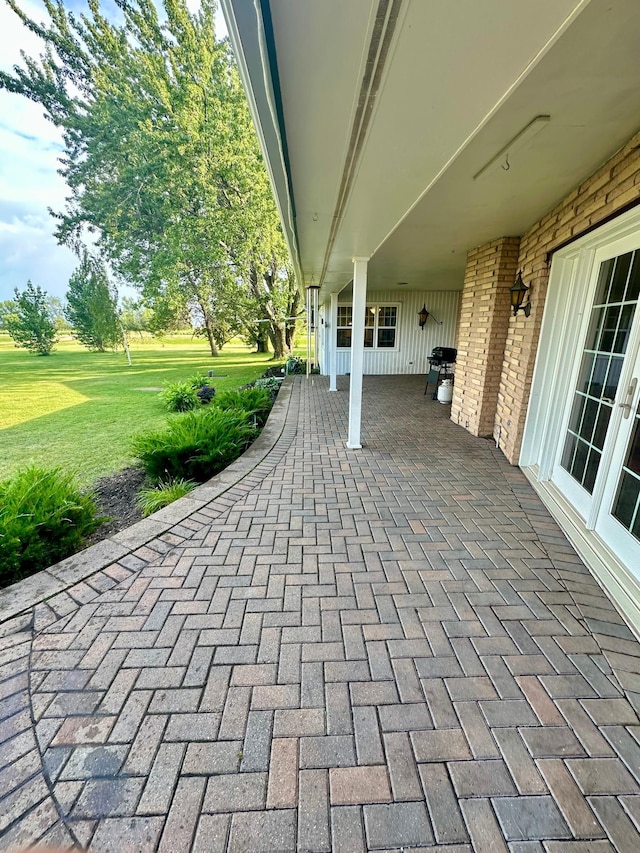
[221,0,304,288]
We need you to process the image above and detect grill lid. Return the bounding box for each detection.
[431,346,457,362]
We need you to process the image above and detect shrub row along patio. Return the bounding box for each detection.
[0,372,282,588]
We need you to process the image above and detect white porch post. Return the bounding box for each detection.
[329,291,338,391]
[347,257,368,449]
[311,286,320,368]
[305,287,311,377]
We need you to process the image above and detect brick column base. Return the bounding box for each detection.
[451,236,521,438]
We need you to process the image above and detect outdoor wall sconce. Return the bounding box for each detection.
[510,271,531,317]
[417,305,443,328]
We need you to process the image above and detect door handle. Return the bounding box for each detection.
[619,377,638,419]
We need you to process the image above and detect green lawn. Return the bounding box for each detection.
[0,333,282,486]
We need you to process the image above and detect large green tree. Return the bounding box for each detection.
[1,0,296,358]
[46,296,71,332]
[65,251,122,351]
[5,281,57,355]
[0,301,17,330]
[119,296,155,337]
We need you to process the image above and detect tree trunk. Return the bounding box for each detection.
[285,289,300,351]
[255,324,269,353]
[250,262,287,359]
[198,298,219,357]
[268,322,286,359]
[284,323,294,352]
[203,314,219,357]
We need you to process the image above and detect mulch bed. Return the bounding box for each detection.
[261,365,287,378]
[84,466,147,546]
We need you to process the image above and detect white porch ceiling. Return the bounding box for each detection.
[222,0,640,296]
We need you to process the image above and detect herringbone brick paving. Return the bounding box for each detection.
[1,375,640,851]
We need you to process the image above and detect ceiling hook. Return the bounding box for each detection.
[501,154,510,172]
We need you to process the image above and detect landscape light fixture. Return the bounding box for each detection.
[510,271,531,317]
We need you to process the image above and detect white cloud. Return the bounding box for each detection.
[0,214,77,299]
[0,1,76,299]
[0,1,228,300]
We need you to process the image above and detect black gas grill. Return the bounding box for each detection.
[429,346,457,367]
[425,346,457,398]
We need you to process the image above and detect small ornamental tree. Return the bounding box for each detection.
[65,252,123,351]
[5,282,57,355]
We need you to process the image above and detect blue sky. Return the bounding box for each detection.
[0,0,227,301]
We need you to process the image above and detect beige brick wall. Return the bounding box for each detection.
[495,130,640,464]
[452,236,520,437]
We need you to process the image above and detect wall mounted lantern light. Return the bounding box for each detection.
[418,304,443,328]
[510,271,531,317]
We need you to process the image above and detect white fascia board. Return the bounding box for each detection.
[220,0,303,289]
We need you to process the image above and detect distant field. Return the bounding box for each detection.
[0,333,281,486]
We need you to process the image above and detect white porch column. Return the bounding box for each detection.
[329,291,338,391]
[311,286,320,368]
[347,257,368,449]
[305,287,311,377]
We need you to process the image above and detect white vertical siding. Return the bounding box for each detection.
[317,290,459,376]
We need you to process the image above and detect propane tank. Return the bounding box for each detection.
[437,379,453,404]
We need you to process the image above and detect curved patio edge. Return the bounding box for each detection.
[0,378,294,626]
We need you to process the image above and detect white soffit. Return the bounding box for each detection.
[268,0,590,289]
[226,0,640,294]
[370,0,640,290]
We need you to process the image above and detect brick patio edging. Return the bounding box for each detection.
[0,378,294,626]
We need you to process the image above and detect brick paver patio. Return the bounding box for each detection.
[2,375,640,851]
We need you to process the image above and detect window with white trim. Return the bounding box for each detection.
[337,304,399,349]
[336,306,353,348]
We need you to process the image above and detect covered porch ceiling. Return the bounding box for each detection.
[222,0,640,297]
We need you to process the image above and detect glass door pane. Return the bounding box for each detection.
[560,251,639,493]
[612,399,640,539]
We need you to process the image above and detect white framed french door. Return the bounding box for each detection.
[596,357,640,566]
[521,207,640,626]
[551,235,640,564]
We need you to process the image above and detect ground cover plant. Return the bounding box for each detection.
[0,466,102,585]
[137,477,197,517]
[132,381,279,515]
[132,406,259,483]
[253,375,284,401]
[285,355,306,374]
[0,334,278,486]
[212,387,272,425]
[160,380,201,412]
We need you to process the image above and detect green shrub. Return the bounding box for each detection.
[212,387,272,425]
[285,355,306,374]
[160,380,200,412]
[189,372,209,389]
[0,466,102,586]
[252,376,282,400]
[132,407,258,483]
[137,477,196,517]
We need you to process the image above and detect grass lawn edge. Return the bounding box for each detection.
[0,377,294,626]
